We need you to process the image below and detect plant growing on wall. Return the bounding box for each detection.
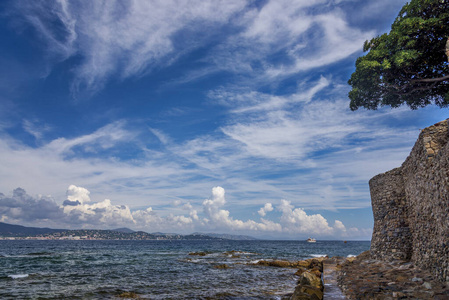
[348,0,449,110]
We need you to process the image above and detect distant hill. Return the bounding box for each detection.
[111,227,135,233]
[0,222,65,237]
[191,232,257,240]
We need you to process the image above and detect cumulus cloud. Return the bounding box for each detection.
[66,185,91,204]
[201,187,275,232]
[0,185,360,238]
[199,186,351,236]
[0,188,64,224]
[0,186,134,228]
[334,220,346,232]
[277,200,334,235]
[258,203,274,217]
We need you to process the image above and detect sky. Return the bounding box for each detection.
[0,0,447,240]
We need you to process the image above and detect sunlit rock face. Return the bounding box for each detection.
[369,119,449,282]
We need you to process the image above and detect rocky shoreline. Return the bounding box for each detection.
[121,250,449,299]
[285,250,449,299]
[336,251,449,299]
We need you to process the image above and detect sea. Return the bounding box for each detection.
[0,239,370,299]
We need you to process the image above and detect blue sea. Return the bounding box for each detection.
[0,240,369,299]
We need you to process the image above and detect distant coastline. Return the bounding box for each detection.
[0,221,256,241]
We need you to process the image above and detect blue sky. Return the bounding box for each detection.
[0,0,446,240]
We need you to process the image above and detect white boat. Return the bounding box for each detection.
[306,237,316,243]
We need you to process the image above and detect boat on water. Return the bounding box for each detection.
[306,237,316,243]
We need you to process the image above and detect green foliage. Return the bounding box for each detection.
[349,0,449,110]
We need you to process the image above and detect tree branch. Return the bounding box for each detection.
[410,75,449,83]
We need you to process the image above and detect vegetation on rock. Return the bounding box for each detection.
[348,0,449,110]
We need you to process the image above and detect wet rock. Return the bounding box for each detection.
[299,272,322,289]
[290,258,325,300]
[290,291,318,300]
[213,264,229,269]
[254,259,318,268]
[294,267,307,276]
[118,291,140,298]
[291,285,323,300]
[255,260,292,268]
[309,268,322,279]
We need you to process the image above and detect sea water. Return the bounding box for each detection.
[0,240,369,299]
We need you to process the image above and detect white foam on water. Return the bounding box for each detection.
[249,259,261,264]
[8,274,29,279]
[310,254,327,258]
[347,254,356,257]
[237,251,257,255]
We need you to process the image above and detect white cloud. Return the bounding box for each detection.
[1,0,440,241]
[11,0,381,95]
[0,88,437,218]
[0,184,385,239]
[258,203,274,217]
[43,120,133,156]
[278,199,333,235]
[203,0,376,85]
[13,0,249,95]
[210,76,330,114]
[22,120,52,141]
[66,185,91,204]
[242,0,325,43]
[334,220,346,232]
[266,13,373,76]
[200,187,349,236]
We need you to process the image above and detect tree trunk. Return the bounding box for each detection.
[446,37,449,62]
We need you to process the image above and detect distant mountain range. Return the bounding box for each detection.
[0,222,256,240]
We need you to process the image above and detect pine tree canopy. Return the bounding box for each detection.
[348,0,449,110]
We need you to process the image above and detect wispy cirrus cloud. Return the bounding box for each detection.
[10,0,249,96]
[205,0,375,85]
[10,0,379,96]
[210,76,330,114]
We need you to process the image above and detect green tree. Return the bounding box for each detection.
[348,0,449,110]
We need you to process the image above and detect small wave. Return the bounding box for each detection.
[239,251,258,255]
[8,274,29,279]
[310,254,327,258]
[183,258,202,263]
[249,260,261,264]
[223,250,259,256]
[347,254,357,258]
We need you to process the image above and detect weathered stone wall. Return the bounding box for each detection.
[369,119,449,282]
[369,168,412,261]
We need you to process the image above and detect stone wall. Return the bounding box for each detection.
[369,119,449,282]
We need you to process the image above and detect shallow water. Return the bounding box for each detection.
[0,240,369,299]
